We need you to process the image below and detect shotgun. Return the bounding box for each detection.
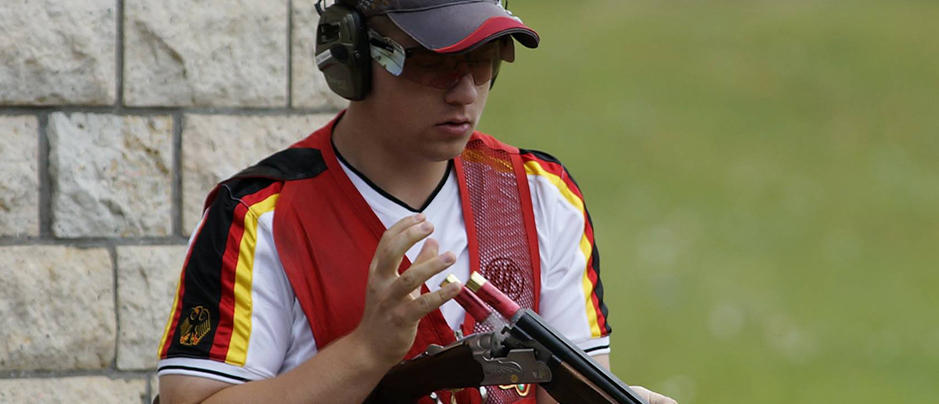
[365,273,651,404]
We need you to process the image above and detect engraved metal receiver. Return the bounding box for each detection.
[423,331,552,386]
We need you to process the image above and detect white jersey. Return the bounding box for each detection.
[158,147,611,385]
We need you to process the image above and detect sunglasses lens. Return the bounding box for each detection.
[400,43,503,89]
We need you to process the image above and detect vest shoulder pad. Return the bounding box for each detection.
[518,148,562,165]
[231,147,327,182]
[201,148,326,211]
[469,131,521,154]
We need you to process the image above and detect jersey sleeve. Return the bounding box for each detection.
[157,179,303,384]
[521,150,612,356]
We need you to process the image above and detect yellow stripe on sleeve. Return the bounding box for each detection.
[225,193,280,366]
[524,161,603,338]
[158,275,184,356]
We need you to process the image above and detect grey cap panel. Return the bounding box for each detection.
[387,1,538,51]
[352,0,499,16]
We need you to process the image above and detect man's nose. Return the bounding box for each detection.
[444,70,478,105]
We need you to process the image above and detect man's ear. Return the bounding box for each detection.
[501,36,516,63]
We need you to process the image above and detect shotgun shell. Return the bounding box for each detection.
[440,274,493,322]
[466,271,522,319]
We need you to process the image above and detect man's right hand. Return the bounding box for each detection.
[160,213,460,404]
[350,213,462,368]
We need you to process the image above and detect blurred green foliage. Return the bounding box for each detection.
[478,1,939,403]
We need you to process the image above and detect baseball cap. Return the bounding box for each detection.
[346,0,540,53]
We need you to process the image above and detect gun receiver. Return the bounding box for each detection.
[366,311,649,404]
[366,331,551,403]
[368,272,651,404]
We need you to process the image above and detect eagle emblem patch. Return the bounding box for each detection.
[179,306,211,346]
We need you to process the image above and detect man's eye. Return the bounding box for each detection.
[466,60,489,68]
[415,59,447,69]
[467,55,497,65]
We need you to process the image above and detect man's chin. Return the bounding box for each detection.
[426,140,471,162]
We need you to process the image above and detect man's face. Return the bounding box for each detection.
[360,19,495,163]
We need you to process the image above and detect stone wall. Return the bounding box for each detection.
[0,1,344,402]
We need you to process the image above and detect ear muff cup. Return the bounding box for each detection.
[315,4,371,100]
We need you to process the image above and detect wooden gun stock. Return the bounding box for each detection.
[364,344,484,404]
[541,361,620,404]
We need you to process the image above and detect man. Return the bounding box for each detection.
[157,1,676,403]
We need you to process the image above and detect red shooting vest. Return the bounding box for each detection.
[272,117,541,404]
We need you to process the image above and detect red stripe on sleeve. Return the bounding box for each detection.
[561,171,608,335]
[206,183,283,361]
[207,202,247,361]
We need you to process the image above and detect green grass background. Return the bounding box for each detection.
[477,1,939,403]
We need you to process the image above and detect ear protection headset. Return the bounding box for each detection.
[314,1,371,101]
[314,0,509,101]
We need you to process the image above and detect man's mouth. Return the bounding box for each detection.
[436,118,472,136]
[438,117,471,126]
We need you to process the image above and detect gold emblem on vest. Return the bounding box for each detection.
[497,383,531,396]
[179,306,211,346]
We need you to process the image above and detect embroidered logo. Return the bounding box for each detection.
[484,258,525,300]
[179,306,211,346]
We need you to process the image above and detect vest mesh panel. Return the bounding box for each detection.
[462,140,536,404]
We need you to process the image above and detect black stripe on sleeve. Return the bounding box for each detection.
[522,148,612,335]
[164,178,276,359]
[518,148,562,165]
[158,365,252,383]
[587,208,612,336]
[584,344,611,354]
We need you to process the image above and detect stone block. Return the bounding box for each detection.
[0,116,40,237]
[0,0,116,105]
[48,113,173,238]
[181,114,333,231]
[124,0,288,107]
[117,245,189,370]
[151,374,160,403]
[0,377,146,404]
[0,246,114,371]
[291,0,349,110]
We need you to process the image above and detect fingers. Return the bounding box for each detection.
[383,213,426,241]
[390,250,456,299]
[405,280,462,321]
[631,386,652,403]
[630,386,678,404]
[372,214,433,277]
[412,237,439,266]
[651,392,678,404]
[404,238,441,298]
